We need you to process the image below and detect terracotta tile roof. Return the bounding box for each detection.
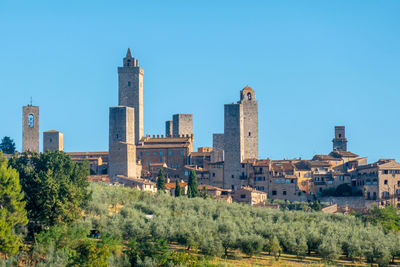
[190,152,211,157]
[197,184,226,191]
[67,152,108,156]
[329,151,359,158]
[137,144,189,149]
[165,182,188,189]
[312,154,338,161]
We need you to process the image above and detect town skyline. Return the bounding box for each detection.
[1,1,399,163]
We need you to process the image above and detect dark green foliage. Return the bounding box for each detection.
[156,168,166,191]
[0,137,16,154]
[174,179,182,197]
[9,151,91,234]
[200,186,208,199]
[365,205,400,233]
[187,170,198,198]
[321,184,362,197]
[0,152,28,256]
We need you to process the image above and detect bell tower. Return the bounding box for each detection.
[22,104,39,152]
[332,126,347,151]
[118,48,144,144]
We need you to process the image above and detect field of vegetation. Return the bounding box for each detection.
[1,151,400,266]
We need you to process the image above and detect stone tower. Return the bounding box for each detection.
[172,114,193,136]
[118,48,143,144]
[223,86,258,190]
[332,126,347,151]
[22,105,39,152]
[108,106,137,179]
[43,130,63,152]
[165,120,173,137]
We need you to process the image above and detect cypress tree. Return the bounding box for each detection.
[175,178,182,197]
[187,170,199,198]
[157,168,166,192]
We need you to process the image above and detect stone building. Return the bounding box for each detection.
[68,152,108,175]
[190,147,212,168]
[136,134,193,173]
[22,105,39,152]
[172,114,193,137]
[353,159,400,207]
[232,186,267,206]
[223,86,258,190]
[108,106,137,179]
[43,130,63,152]
[118,48,143,144]
[211,133,224,162]
[332,126,347,151]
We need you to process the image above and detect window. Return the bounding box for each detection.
[180,150,184,156]
[153,152,157,156]
[366,179,371,185]
[281,178,285,184]
[247,92,252,100]
[242,164,245,168]
[147,161,150,166]
[392,170,396,174]
[290,179,294,183]
[212,173,215,177]
[260,186,264,191]
[275,179,280,184]
[384,180,388,185]
[240,194,246,199]
[340,176,344,181]
[272,190,277,196]
[383,170,389,174]
[28,114,34,128]
[160,158,162,162]
[286,179,290,184]
[128,81,131,86]
[283,191,287,195]
[160,151,163,156]
[398,181,400,186]
[184,171,189,176]
[140,151,143,156]
[248,132,251,136]
[168,151,172,156]
[232,175,234,178]
[373,179,378,185]
[145,152,149,156]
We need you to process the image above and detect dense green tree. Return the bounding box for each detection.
[175,179,182,197]
[187,170,198,198]
[0,152,28,256]
[200,186,208,199]
[269,236,282,260]
[366,205,400,233]
[0,137,16,154]
[156,168,166,192]
[9,151,91,234]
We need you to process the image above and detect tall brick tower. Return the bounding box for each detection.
[22,105,39,152]
[108,106,137,179]
[223,86,258,190]
[332,126,347,151]
[118,48,143,144]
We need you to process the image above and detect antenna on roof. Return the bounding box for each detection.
[30,96,33,106]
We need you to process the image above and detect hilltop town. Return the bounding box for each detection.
[18,48,400,212]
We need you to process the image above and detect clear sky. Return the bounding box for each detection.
[1,0,399,163]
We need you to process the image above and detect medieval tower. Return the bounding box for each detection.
[108,106,137,179]
[118,48,143,144]
[22,105,39,152]
[223,86,258,190]
[332,126,347,151]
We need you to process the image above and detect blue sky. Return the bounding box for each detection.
[1,0,399,163]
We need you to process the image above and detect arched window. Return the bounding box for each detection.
[28,114,34,128]
[247,92,252,100]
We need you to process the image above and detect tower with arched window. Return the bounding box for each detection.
[22,104,39,152]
